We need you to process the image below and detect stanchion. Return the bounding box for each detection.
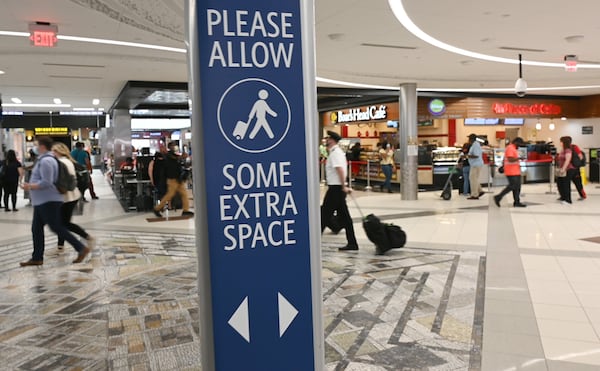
[545,160,556,194]
[365,160,373,191]
[348,161,353,189]
[487,162,493,192]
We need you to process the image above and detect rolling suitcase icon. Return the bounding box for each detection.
[233,120,249,140]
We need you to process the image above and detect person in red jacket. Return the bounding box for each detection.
[568,137,587,200]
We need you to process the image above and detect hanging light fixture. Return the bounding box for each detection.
[549,120,556,131]
[515,54,527,97]
[535,120,542,130]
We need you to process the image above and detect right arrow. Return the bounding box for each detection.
[228,297,250,343]
[278,292,298,338]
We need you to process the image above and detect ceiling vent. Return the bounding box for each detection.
[361,43,417,50]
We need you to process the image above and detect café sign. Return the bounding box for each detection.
[331,105,387,124]
[492,102,562,116]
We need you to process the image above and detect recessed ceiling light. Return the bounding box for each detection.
[11,97,22,104]
[73,107,95,111]
[53,98,62,104]
[92,98,100,105]
[0,70,5,75]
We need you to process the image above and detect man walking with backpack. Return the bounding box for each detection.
[19,136,91,266]
[567,137,587,200]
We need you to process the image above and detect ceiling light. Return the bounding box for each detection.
[73,107,95,111]
[535,122,542,130]
[53,98,62,104]
[514,54,527,97]
[11,97,22,104]
[92,98,100,105]
[561,117,567,121]
[0,70,5,75]
[549,122,556,131]
[1,103,71,108]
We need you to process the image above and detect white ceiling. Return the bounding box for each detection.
[1,0,600,113]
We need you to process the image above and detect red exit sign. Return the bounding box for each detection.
[29,23,58,47]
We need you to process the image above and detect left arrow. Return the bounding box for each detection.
[228,297,250,343]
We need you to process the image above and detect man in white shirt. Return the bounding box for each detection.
[321,131,359,251]
[467,134,485,199]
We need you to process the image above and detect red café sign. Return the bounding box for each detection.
[492,102,562,116]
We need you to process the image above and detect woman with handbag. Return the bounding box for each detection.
[556,136,575,204]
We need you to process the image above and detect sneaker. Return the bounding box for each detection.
[73,247,91,263]
[153,209,162,217]
[182,211,195,217]
[86,236,96,250]
[578,197,586,201]
[338,245,358,251]
[513,203,527,208]
[467,196,479,200]
[561,200,571,205]
[20,260,43,267]
[493,195,501,207]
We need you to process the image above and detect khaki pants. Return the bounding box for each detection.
[469,165,483,197]
[154,178,190,212]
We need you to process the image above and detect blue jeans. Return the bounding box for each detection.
[462,165,470,195]
[31,201,86,261]
[381,164,393,191]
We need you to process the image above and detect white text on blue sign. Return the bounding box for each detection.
[220,162,298,250]
[207,9,295,68]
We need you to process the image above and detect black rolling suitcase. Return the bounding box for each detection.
[351,195,407,255]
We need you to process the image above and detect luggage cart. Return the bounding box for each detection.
[440,157,462,200]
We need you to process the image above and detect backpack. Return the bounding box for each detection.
[571,145,586,168]
[54,157,77,194]
[73,161,90,191]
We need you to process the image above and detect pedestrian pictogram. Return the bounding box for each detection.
[218,78,290,153]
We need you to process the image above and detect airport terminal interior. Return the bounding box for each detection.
[2,177,600,370]
[4,0,600,370]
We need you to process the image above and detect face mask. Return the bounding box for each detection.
[32,146,39,155]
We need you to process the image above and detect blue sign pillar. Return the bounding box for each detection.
[185,1,323,370]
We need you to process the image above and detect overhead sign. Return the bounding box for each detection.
[492,102,562,115]
[330,104,387,124]
[191,1,320,370]
[34,127,69,135]
[29,23,58,47]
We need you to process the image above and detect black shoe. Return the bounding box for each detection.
[4,208,9,212]
[12,209,18,212]
[182,211,194,217]
[20,260,43,267]
[338,245,358,251]
[92,196,99,200]
[493,195,501,207]
[153,209,162,217]
[479,191,485,197]
[513,203,527,208]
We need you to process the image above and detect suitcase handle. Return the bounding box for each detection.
[348,193,365,219]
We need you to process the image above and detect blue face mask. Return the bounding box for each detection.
[32,146,39,155]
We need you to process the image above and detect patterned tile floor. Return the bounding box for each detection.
[0,231,484,370]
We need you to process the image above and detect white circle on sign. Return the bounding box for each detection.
[217,78,291,153]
